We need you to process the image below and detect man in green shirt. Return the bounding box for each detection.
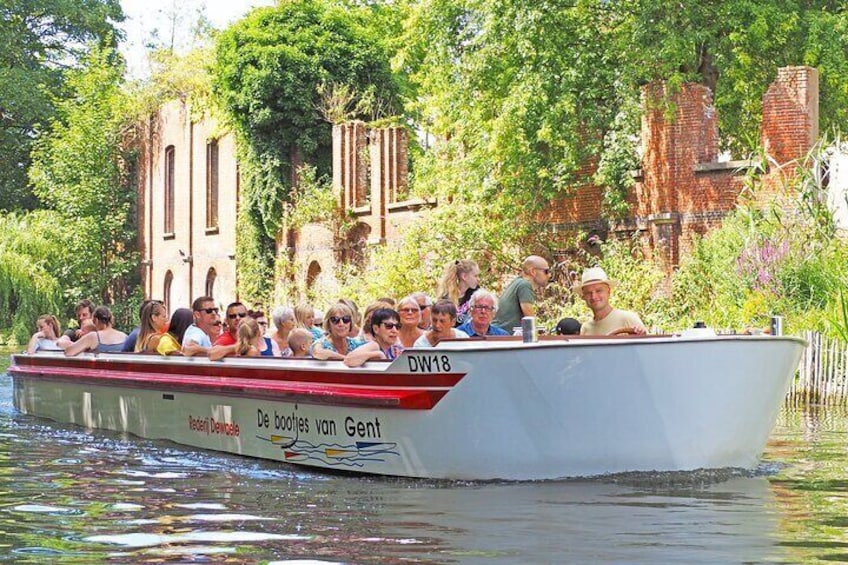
[494,255,551,332]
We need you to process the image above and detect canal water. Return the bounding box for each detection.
[1,351,846,564]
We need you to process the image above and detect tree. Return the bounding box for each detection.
[0,0,123,212]
[212,0,401,300]
[398,0,848,222]
[28,46,138,310]
[0,211,63,341]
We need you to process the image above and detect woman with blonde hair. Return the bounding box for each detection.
[396,295,424,348]
[135,301,180,355]
[311,303,365,360]
[437,259,480,326]
[27,315,62,353]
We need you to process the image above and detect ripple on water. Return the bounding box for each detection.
[11,504,83,515]
[85,531,310,548]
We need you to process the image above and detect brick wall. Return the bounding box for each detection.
[545,66,819,271]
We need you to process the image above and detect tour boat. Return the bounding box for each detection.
[8,334,805,480]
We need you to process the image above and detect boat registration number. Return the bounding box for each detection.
[406,354,451,373]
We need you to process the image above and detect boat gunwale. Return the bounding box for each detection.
[9,333,808,369]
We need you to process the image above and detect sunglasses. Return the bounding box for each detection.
[330,315,352,325]
[228,312,248,319]
[257,321,268,326]
[419,304,432,310]
[197,307,219,314]
[539,268,551,274]
[399,308,420,314]
[381,322,401,330]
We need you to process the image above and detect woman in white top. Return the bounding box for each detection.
[413,300,469,347]
[26,314,62,353]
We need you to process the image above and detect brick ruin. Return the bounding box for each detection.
[140,67,820,305]
[541,66,819,270]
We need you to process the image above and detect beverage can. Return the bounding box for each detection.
[770,315,784,336]
[521,316,537,343]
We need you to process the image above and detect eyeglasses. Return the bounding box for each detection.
[197,307,219,314]
[330,315,352,325]
[381,322,401,330]
[472,305,494,312]
[228,312,248,319]
[399,308,420,314]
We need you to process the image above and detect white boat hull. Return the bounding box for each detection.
[10,335,805,480]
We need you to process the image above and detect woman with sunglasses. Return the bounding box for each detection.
[396,296,424,348]
[311,303,366,360]
[344,308,404,367]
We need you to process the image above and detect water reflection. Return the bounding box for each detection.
[1,351,847,563]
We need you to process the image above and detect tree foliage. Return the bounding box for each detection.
[0,0,123,212]
[212,0,402,301]
[0,211,63,341]
[28,46,138,312]
[398,0,848,223]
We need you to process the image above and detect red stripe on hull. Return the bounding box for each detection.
[10,364,453,410]
[13,355,463,388]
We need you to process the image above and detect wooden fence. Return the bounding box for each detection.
[787,331,848,405]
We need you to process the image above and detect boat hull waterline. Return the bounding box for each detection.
[9,336,805,480]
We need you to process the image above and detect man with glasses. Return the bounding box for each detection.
[411,292,434,330]
[213,302,248,347]
[494,255,551,332]
[182,296,221,356]
[458,290,510,337]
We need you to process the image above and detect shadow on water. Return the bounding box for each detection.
[0,349,846,563]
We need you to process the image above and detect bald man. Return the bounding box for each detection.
[493,255,551,332]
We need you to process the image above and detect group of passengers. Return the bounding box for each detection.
[26,258,645,363]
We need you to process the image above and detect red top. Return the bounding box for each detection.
[214,331,236,346]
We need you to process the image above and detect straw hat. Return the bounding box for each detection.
[573,267,618,294]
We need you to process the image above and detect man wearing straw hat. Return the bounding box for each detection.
[576,267,646,336]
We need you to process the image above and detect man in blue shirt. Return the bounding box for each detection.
[457,290,511,337]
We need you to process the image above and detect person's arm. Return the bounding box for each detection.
[518,281,537,317]
[26,332,43,354]
[519,302,536,317]
[311,339,344,360]
[606,313,647,336]
[56,335,73,350]
[343,342,384,367]
[64,333,94,357]
[209,343,238,361]
[182,340,209,357]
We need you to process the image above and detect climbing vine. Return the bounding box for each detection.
[211,0,401,302]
